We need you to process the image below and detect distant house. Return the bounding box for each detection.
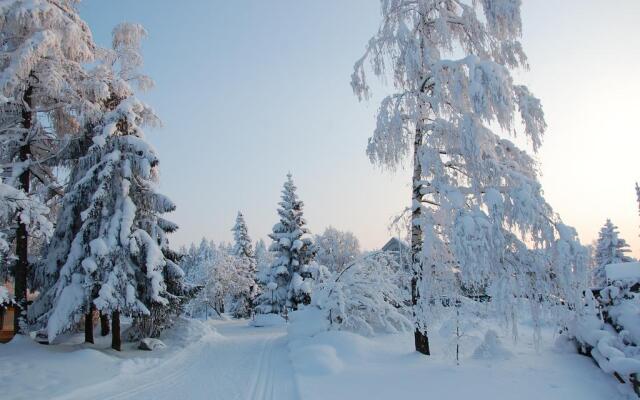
[0,286,16,343]
[380,238,410,270]
[381,237,409,254]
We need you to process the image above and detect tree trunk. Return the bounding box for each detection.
[100,312,110,336]
[111,310,121,351]
[411,128,430,355]
[84,304,94,344]
[14,85,33,334]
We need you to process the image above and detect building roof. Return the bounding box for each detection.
[605,262,640,282]
[381,237,409,253]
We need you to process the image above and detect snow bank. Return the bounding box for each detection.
[286,310,622,400]
[471,329,512,360]
[1,317,219,399]
[606,262,640,282]
[249,313,287,327]
[290,344,344,375]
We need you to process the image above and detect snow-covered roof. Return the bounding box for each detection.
[605,262,640,282]
[381,238,409,253]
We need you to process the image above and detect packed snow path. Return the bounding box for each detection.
[53,320,299,400]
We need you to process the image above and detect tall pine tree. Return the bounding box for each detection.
[230,211,258,318]
[258,174,315,313]
[32,23,194,348]
[593,219,633,287]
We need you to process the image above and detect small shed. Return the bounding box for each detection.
[0,286,16,343]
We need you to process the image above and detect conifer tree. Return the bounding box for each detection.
[32,23,193,347]
[255,239,273,285]
[353,0,587,354]
[258,174,315,313]
[593,219,634,287]
[229,211,259,318]
[0,0,100,332]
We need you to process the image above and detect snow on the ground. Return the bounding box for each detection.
[1,318,298,400]
[287,309,626,400]
[0,317,218,400]
[249,313,287,327]
[1,312,628,400]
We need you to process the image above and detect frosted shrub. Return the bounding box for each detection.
[314,252,411,336]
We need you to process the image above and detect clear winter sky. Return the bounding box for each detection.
[79,1,640,256]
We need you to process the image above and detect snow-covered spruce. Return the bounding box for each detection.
[31,23,195,346]
[255,238,274,287]
[182,239,225,317]
[257,173,316,313]
[353,0,588,353]
[0,0,102,332]
[314,226,361,274]
[229,211,259,318]
[313,251,411,336]
[592,219,634,287]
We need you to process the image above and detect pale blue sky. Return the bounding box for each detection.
[80,1,640,255]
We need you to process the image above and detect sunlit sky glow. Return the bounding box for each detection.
[80,1,640,255]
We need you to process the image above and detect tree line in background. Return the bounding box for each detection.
[180,173,366,321]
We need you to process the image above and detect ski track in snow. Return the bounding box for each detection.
[51,320,299,400]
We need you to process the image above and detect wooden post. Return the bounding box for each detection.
[100,311,110,336]
[111,310,121,351]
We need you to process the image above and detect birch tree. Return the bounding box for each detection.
[353,0,586,354]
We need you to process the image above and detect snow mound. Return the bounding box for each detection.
[290,344,344,375]
[138,338,166,351]
[161,317,219,345]
[288,308,328,339]
[120,357,163,374]
[472,329,512,360]
[249,313,286,327]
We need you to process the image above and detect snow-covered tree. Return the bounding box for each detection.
[258,173,316,313]
[32,23,192,348]
[229,211,258,317]
[353,0,587,354]
[0,176,52,281]
[314,251,411,336]
[255,239,273,285]
[314,226,360,273]
[0,0,101,332]
[593,219,633,287]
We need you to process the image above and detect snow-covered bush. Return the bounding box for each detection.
[570,280,640,396]
[313,251,411,336]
